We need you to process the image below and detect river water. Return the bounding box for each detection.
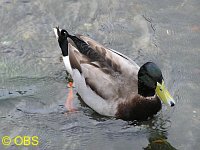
[0,0,200,150]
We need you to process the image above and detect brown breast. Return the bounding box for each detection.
[115,95,162,121]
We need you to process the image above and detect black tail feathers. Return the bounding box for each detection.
[56,27,69,56]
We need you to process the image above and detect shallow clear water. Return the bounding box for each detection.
[0,0,200,150]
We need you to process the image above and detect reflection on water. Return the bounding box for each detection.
[144,134,176,150]
[145,117,176,150]
[1,0,200,149]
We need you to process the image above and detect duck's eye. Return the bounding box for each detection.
[160,88,162,91]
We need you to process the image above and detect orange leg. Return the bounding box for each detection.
[65,82,76,112]
[67,81,74,88]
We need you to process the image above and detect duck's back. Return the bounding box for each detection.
[65,34,140,116]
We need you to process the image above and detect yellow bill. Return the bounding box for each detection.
[155,80,175,107]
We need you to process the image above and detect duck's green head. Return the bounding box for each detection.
[138,62,175,107]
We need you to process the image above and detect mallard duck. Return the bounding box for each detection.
[53,27,175,121]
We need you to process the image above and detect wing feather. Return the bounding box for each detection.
[78,35,139,78]
[67,36,139,102]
